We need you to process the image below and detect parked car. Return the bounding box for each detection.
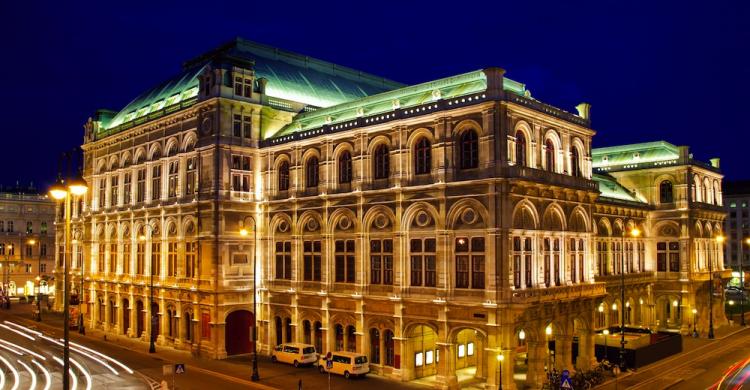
[318,351,369,378]
[271,343,318,367]
[726,287,748,300]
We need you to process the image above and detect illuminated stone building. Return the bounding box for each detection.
[55,38,726,389]
[0,186,56,299]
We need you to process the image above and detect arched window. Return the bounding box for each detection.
[370,328,380,364]
[659,180,673,203]
[414,138,431,175]
[545,139,555,172]
[571,146,581,177]
[515,131,527,167]
[305,157,319,188]
[338,151,352,184]
[459,130,479,169]
[278,161,290,191]
[374,145,389,180]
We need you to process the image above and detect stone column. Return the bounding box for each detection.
[575,331,596,371]
[555,334,574,372]
[526,341,546,390]
[435,341,458,389]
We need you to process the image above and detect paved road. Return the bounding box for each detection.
[0,304,424,390]
[597,327,750,390]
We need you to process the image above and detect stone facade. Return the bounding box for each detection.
[54,38,727,389]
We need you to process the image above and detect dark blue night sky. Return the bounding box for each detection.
[1,1,746,190]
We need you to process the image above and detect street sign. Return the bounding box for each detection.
[560,369,573,389]
[175,363,186,374]
[326,359,333,369]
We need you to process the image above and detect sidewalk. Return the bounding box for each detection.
[0,302,278,390]
[596,322,749,389]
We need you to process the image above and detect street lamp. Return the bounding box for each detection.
[603,329,610,362]
[139,231,156,354]
[496,351,504,390]
[710,235,725,338]
[27,238,41,321]
[49,154,88,390]
[741,237,749,327]
[691,308,698,337]
[240,219,260,382]
[729,300,735,322]
[619,226,640,371]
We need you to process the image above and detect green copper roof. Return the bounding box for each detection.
[593,173,646,203]
[592,141,680,168]
[266,70,527,139]
[99,38,404,133]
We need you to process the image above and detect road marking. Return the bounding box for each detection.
[17,359,37,390]
[188,365,280,390]
[0,354,20,390]
[31,359,51,390]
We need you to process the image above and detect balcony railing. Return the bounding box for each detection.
[504,166,599,191]
[594,271,656,286]
[511,283,606,304]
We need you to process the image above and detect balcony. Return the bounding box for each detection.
[504,165,599,191]
[511,283,606,304]
[594,271,656,286]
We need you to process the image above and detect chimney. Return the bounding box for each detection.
[256,77,268,95]
[575,103,591,120]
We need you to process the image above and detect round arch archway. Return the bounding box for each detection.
[225,310,255,356]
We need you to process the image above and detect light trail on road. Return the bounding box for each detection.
[0,338,47,360]
[17,359,37,390]
[0,323,35,341]
[31,359,51,390]
[68,340,134,374]
[3,321,42,337]
[53,356,78,390]
[70,357,92,390]
[0,354,20,390]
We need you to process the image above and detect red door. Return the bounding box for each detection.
[225,310,254,355]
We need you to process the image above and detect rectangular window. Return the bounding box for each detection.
[109,243,117,273]
[26,264,32,273]
[410,238,436,287]
[185,157,197,195]
[370,239,393,285]
[657,241,681,272]
[7,221,11,233]
[151,242,161,276]
[243,115,252,139]
[275,241,292,280]
[303,240,322,281]
[554,239,561,286]
[455,237,485,289]
[25,245,32,257]
[123,243,130,274]
[233,114,242,137]
[524,238,532,288]
[168,161,179,198]
[40,264,47,273]
[26,221,33,234]
[168,242,178,277]
[543,239,551,287]
[185,241,197,278]
[123,172,131,204]
[40,243,47,256]
[668,241,680,272]
[152,165,162,201]
[231,155,251,192]
[136,243,145,275]
[99,178,106,208]
[335,240,355,283]
[234,77,252,98]
[111,175,119,206]
[137,169,146,203]
[98,243,105,273]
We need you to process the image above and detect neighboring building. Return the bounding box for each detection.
[0,185,56,300]
[722,180,750,270]
[55,38,727,389]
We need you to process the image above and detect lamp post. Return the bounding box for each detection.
[49,150,88,390]
[139,230,157,354]
[2,244,12,309]
[603,329,610,362]
[729,300,735,322]
[709,235,724,338]
[27,238,41,321]
[496,351,504,390]
[240,220,260,382]
[741,238,748,327]
[691,308,698,337]
[619,227,640,371]
[74,238,85,335]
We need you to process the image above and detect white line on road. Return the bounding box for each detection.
[0,354,20,390]
[31,359,51,390]
[0,324,35,341]
[17,359,36,390]
[53,356,78,390]
[0,338,47,360]
[70,358,92,390]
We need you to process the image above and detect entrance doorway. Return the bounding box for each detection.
[225,310,254,355]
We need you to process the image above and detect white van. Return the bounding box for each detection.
[271,343,318,367]
[318,351,369,378]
